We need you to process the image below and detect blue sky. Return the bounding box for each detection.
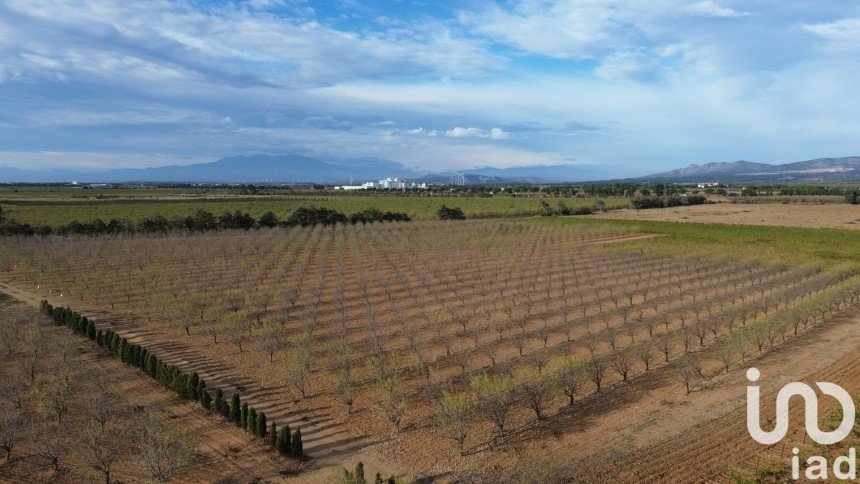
[1,0,860,177]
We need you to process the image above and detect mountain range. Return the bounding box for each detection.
[631,157,860,183]
[1,154,858,184]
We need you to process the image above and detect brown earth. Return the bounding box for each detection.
[593,202,860,229]
[3,272,859,482]
[0,301,302,483]
[1,223,858,483]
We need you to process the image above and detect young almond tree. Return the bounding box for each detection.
[283,332,313,399]
[436,390,475,456]
[469,373,515,437]
[222,310,249,353]
[375,374,407,434]
[549,355,585,406]
[513,365,551,421]
[138,411,198,483]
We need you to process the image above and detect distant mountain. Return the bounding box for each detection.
[415,173,549,185]
[0,155,597,184]
[3,154,858,184]
[463,164,610,183]
[0,154,425,184]
[635,157,860,183]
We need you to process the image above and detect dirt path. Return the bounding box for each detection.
[0,280,396,482]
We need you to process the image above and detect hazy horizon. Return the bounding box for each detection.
[2,1,860,178]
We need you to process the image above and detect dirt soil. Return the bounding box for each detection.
[0,303,302,483]
[593,202,860,229]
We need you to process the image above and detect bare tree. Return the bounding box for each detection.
[587,358,606,392]
[82,420,129,484]
[514,365,551,421]
[137,411,198,483]
[31,420,69,471]
[676,355,704,394]
[610,350,634,382]
[0,406,20,460]
[550,355,585,406]
[633,340,656,372]
[283,332,313,399]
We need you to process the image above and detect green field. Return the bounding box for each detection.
[1,195,629,226]
[541,216,860,267]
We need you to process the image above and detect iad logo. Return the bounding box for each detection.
[746,367,858,480]
[746,367,855,445]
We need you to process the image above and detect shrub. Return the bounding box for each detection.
[437,205,466,220]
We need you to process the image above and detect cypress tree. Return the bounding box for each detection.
[239,401,248,429]
[276,427,290,455]
[215,389,225,416]
[86,319,96,340]
[185,374,197,401]
[96,329,104,346]
[145,354,156,377]
[247,408,257,433]
[189,373,200,400]
[196,379,206,402]
[174,372,189,399]
[291,428,303,457]
[354,462,365,483]
[257,411,267,438]
[269,422,277,447]
[118,339,128,362]
[201,389,212,412]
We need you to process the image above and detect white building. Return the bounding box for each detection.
[335,177,408,190]
[380,177,406,189]
[335,181,378,190]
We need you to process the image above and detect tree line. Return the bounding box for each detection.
[630,194,708,210]
[38,301,305,462]
[0,204,411,236]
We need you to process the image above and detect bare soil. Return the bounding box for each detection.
[593,202,860,229]
[0,302,302,483]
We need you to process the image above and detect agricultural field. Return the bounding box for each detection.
[1,217,859,481]
[594,201,860,230]
[0,194,628,227]
[0,298,300,483]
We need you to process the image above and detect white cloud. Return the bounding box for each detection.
[802,18,860,42]
[445,127,512,139]
[683,1,751,18]
[458,0,627,59]
[595,50,662,81]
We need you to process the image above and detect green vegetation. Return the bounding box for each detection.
[0,195,627,227]
[542,217,860,266]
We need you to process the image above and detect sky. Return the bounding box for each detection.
[1,0,860,178]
